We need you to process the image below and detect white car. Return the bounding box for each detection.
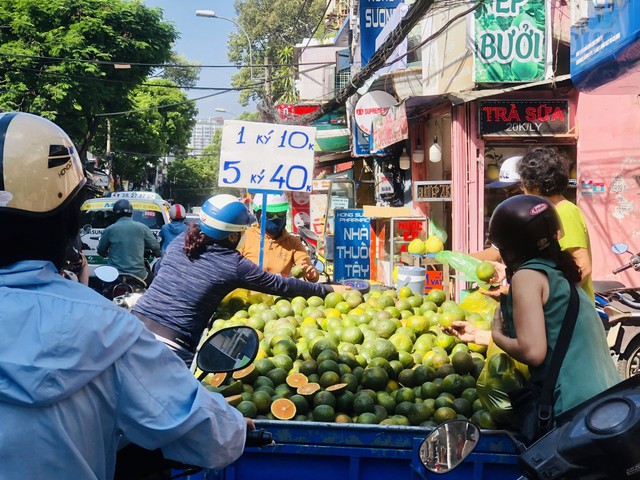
[185,213,200,225]
[80,191,170,277]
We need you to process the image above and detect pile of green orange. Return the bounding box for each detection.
[205,287,496,429]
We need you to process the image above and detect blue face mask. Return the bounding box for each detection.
[265,217,286,236]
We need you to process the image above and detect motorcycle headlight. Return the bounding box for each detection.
[586,398,633,434]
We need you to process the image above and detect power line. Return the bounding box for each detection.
[293,0,439,125]
[0,51,333,69]
[0,65,241,91]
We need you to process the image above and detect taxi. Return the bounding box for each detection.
[80,191,170,276]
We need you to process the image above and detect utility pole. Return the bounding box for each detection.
[264,54,271,104]
[106,118,115,192]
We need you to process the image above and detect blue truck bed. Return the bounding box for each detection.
[198,421,522,480]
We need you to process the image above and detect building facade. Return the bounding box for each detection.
[188,117,225,154]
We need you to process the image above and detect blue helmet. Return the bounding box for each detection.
[199,194,253,239]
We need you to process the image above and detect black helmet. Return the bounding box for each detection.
[113,199,133,218]
[489,195,561,269]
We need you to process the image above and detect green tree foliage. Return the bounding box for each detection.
[101,79,197,186]
[167,129,243,207]
[158,52,201,88]
[229,0,329,111]
[0,0,177,158]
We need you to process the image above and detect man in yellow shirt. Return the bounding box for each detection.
[239,193,319,282]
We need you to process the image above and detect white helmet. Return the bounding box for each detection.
[252,193,289,213]
[487,155,523,188]
[0,112,85,215]
[169,204,186,220]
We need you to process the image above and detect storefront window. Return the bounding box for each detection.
[482,144,577,247]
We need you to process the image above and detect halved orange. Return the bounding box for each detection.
[297,382,321,396]
[286,373,309,388]
[207,372,227,387]
[270,398,297,420]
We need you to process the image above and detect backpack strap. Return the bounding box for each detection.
[536,282,580,431]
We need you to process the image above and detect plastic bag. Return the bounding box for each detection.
[435,250,495,288]
[476,340,531,426]
[435,250,482,282]
[459,291,499,323]
[429,218,448,243]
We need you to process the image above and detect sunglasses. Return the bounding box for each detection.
[266,211,287,220]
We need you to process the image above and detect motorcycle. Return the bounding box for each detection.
[594,243,640,379]
[297,226,333,282]
[93,265,148,306]
[419,374,640,480]
[115,325,274,480]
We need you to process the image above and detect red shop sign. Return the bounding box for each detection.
[478,100,569,137]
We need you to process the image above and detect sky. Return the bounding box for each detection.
[144,0,253,119]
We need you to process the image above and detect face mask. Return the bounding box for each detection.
[265,217,286,236]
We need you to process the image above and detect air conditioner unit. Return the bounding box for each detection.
[570,0,591,26]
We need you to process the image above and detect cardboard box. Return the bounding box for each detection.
[362,205,413,218]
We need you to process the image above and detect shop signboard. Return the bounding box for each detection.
[478,99,569,136]
[333,209,371,282]
[473,0,551,83]
[276,104,321,120]
[219,120,315,192]
[359,0,402,67]
[414,181,452,202]
[310,193,328,237]
[425,270,443,293]
[375,3,409,75]
[371,103,408,151]
[290,191,310,233]
[352,122,371,157]
[354,91,398,136]
[570,0,640,93]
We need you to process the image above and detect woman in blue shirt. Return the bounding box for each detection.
[133,194,347,366]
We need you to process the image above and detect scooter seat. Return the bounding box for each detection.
[594,280,627,294]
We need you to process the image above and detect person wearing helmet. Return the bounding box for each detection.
[474,148,594,301]
[97,198,161,283]
[486,155,524,195]
[472,155,525,265]
[239,193,319,282]
[517,146,594,301]
[159,203,188,253]
[132,193,347,365]
[0,113,250,479]
[449,195,618,429]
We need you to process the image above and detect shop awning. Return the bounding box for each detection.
[446,74,572,104]
[364,68,572,114]
[315,150,353,168]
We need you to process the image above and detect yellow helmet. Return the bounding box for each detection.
[0,112,86,215]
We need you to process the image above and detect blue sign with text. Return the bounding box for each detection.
[570,0,640,92]
[359,0,402,66]
[333,209,371,282]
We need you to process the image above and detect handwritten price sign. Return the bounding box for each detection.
[219,120,316,192]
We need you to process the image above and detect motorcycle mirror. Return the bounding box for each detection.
[95,265,119,283]
[313,259,325,274]
[299,226,319,242]
[612,243,629,255]
[419,420,480,473]
[197,326,259,374]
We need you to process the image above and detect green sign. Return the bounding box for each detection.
[474,0,548,83]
